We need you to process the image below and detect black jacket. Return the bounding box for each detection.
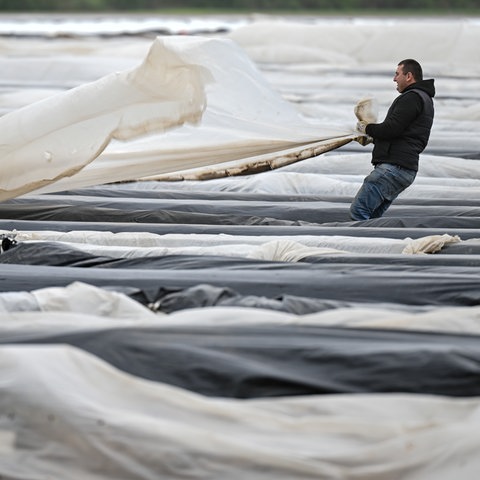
[365,79,435,171]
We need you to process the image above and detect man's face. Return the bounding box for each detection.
[393,64,412,93]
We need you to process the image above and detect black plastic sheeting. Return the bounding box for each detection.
[343,216,480,229]
[5,195,480,224]
[1,219,480,240]
[0,203,308,226]
[1,260,480,307]
[123,283,456,315]
[1,184,480,311]
[4,243,478,314]
[2,241,480,268]
[1,170,480,404]
[125,283,419,315]
[2,324,480,398]
[50,185,480,206]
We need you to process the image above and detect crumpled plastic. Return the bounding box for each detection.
[354,96,378,124]
[247,239,349,262]
[402,234,462,254]
[354,96,377,146]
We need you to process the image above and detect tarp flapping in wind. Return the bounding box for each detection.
[0,35,354,201]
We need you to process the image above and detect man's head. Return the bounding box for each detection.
[394,59,423,93]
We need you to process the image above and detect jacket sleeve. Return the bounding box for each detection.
[365,92,423,140]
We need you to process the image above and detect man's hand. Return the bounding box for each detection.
[355,134,373,146]
[356,120,369,134]
[354,97,376,146]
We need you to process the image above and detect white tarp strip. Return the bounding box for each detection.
[4,231,461,257]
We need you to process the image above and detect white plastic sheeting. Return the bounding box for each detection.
[0,34,354,200]
[1,14,480,480]
[1,344,480,479]
[2,282,480,335]
[4,231,461,259]
[0,37,211,200]
[100,154,480,198]
[1,16,479,196]
[228,18,480,75]
[0,14,248,37]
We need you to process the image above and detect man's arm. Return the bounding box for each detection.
[366,92,423,140]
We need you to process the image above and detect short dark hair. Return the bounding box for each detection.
[398,59,423,81]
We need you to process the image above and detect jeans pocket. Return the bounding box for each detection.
[376,165,413,200]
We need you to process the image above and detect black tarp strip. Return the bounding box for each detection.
[1,263,479,306]
[2,324,480,398]
[1,219,479,239]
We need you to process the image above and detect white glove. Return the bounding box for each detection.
[356,120,369,134]
[355,135,373,146]
[355,119,372,146]
[354,96,378,123]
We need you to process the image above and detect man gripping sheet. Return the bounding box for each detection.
[351,59,435,221]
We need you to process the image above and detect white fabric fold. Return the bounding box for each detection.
[0,35,353,200]
[0,37,211,201]
[402,234,461,254]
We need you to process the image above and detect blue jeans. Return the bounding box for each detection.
[350,163,417,221]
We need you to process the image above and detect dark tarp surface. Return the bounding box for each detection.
[3,242,480,268]
[5,195,480,225]
[1,260,480,307]
[1,219,480,239]
[52,185,480,206]
[2,324,480,398]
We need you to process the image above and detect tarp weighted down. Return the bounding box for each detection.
[3,324,480,398]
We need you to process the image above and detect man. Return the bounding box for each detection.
[350,59,435,221]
